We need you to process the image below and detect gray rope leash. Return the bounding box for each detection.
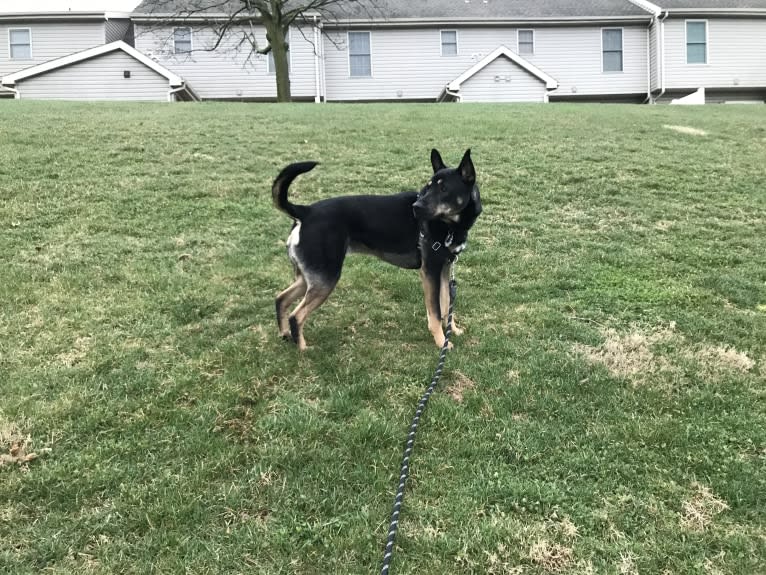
[380,275,457,575]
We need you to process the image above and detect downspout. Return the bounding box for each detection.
[319,20,326,102]
[313,15,321,103]
[644,23,651,103]
[657,10,669,102]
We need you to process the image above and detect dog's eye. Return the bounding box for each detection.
[436,179,443,186]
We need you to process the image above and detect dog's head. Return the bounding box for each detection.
[412,149,482,226]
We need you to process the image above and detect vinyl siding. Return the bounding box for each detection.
[15,50,170,101]
[322,25,648,101]
[133,23,317,99]
[663,18,766,89]
[0,22,106,79]
[459,57,547,102]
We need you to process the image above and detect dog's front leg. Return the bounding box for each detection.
[420,262,449,348]
[440,265,463,336]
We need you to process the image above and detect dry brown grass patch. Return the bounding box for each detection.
[529,538,574,572]
[680,482,729,532]
[663,124,708,136]
[692,345,755,374]
[573,323,677,384]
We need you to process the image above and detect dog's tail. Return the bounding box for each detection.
[272,161,318,221]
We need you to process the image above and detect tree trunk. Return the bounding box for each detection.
[266,22,291,102]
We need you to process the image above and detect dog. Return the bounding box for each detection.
[273,149,482,350]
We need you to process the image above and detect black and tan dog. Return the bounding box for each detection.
[273,149,482,350]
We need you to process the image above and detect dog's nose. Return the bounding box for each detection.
[412,200,426,218]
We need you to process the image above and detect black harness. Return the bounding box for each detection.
[418,224,462,263]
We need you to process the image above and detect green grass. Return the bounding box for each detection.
[1,100,765,574]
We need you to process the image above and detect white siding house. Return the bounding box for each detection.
[3,42,193,101]
[3,1,766,103]
[641,0,766,102]
[321,24,650,102]
[0,11,134,98]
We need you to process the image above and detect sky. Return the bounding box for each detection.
[0,0,141,12]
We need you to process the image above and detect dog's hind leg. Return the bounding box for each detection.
[288,280,336,351]
[440,265,463,336]
[276,273,307,339]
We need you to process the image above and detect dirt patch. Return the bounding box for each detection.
[0,418,39,467]
[663,124,708,136]
[680,482,729,532]
[446,371,476,403]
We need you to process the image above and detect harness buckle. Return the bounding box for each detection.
[431,241,442,252]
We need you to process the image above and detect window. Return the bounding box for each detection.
[267,49,289,75]
[441,30,457,56]
[9,28,31,60]
[348,31,371,77]
[174,27,192,54]
[518,29,534,55]
[602,28,623,72]
[686,21,707,64]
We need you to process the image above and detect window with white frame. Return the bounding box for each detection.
[9,28,32,60]
[348,31,371,77]
[441,30,457,56]
[518,29,534,55]
[174,27,192,54]
[686,21,707,64]
[602,28,623,72]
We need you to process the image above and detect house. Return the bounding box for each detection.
[639,0,766,103]
[132,0,656,103]
[0,9,133,98]
[0,7,195,100]
[3,1,766,103]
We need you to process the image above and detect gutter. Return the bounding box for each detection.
[323,17,654,29]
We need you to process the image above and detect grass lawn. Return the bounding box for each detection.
[1,100,765,574]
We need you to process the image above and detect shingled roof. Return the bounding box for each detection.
[133,0,652,21]
[651,0,766,8]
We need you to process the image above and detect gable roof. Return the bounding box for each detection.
[447,45,558,92]
[1,41,183,86]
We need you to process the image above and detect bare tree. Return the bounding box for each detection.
[135,0,383,102]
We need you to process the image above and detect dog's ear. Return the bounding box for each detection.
[458,149,476,185]
[431,148,447,173]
